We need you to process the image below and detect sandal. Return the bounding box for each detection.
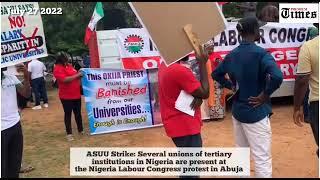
[19,166,35,173]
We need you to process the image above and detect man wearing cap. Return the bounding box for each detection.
[212,17,283,178]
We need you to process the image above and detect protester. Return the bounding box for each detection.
[209,53,226,120]
[26,61,35,104]
[17,64,31,110]
[258,5,279,22]
[236,2,258,18]
[6,64,36,175]
[293,23,319,157]
[17,92,29,111]
[28,58,49,110]
[53,52,84,141]
[212,17,283,178]
[302,26,319,122]
[158,50,209,139]
[82,52,91,68]
[148,68,159,110]
[1,64,31,178]
[158,45,210,178]
[158,46,210,146]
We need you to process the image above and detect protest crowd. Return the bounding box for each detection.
[1,2,319,178]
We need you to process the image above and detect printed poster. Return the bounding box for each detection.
[81,68,161,135]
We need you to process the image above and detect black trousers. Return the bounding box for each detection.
[1,122,23,178]
[309,101,319,157]
[172,133,202,178]
[60,99,83,135]
[31,77,48,106]
[172,133,202,147]
[17,92,28,109]
[303,88,310,122]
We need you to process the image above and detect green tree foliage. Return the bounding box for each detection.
[40,2,274,57]
[222,2,279,19]
[39,2,140,57]
[222,2,243,18]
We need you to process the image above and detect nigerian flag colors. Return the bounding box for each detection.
[84,2,104,45]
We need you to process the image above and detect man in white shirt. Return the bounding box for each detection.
[1,64,31,178]
[28,59,48,109]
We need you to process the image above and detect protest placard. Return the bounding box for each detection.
[81,68,162,135]
[129,2,227,65]
[1,2,48,68]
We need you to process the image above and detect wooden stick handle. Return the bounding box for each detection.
[183,24,201,55]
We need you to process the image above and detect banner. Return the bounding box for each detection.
[192,22,314,81]
[89,23,315,134]
[1,2,48,68]
[118,23,314,81]
[116,28,161,69]
[81,68,162,135]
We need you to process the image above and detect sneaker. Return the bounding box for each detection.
[43,103,49,108]
[66,134,74,141]
[32,105,42,110]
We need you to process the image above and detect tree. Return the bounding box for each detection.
[39,2,140,57]
[42,2,279,57]
[222,2,279,19]
[222,2,243,18]
[40,2,94,55]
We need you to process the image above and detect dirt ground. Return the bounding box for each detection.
[20,89,318,178]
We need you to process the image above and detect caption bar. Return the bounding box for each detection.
[70,147,250,177]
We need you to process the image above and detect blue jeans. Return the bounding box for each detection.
[31,77,48,106]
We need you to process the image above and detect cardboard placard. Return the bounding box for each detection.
[129,2,227,65]
[1,2,48,68]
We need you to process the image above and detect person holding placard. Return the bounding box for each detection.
[1,64,31,178]
[53,52,84,142]
[158,47,209,178]
[212,17,283,178]
[158,45,210,147]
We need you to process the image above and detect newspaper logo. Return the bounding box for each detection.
[279,3,319,23]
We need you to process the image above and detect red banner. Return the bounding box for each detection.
[122,56,161,70]
[189,47,299,81]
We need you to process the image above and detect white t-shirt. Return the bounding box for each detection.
[1,72,21,131]
[28,59,46,80]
